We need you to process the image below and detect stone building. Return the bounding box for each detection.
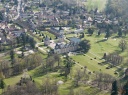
[54,42,79,54]
[44,36,50,46]
[49,27,64,36]
[58,34,64,42]
[54,37,80,54]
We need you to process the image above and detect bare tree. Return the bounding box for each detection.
[119,39,127,52]
[106,53,123,66]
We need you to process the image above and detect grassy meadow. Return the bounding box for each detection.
[85,0,107,11]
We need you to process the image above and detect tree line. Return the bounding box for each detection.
[0,53,43,78]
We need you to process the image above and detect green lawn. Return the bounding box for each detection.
[31,31,56,42]
[85,0,107,11]
[68,32,128,78]
[85,34,120,56]
[4,75,22,86]
[73,32,128,77]
[42,31,56,40]
[71,54,117,77]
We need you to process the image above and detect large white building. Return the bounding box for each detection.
[44,34,80,54]
[54,42,79,54]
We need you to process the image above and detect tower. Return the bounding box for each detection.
[44,36,50,46]
[58,34,64,42]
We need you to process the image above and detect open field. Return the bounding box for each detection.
[42,31,56,40]
[71,53,117,77]
[85,0,107,11]
[64,29,128,78]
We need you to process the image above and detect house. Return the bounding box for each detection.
[69,37,81,44]
[88,17,93,22]
[94,14,105,24]
[10,29,25,37]
[58,34,64,42]
[49,27,64,36]
[84,21,92,28]
[54,42,79,54]
[112,18,119,25]
[43,21,51,26]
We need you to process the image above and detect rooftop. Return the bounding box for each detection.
[69,37,81,44]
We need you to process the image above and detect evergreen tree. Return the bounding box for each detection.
[21,47,24,58]
[42,39,43,42]
[16,37,20,47]
[79,39,90,53]
[26,35,29,43]
[81,33,84,38]
[98,30,101,36]
[14,0,18,5]
[111,80,118,95]
[118,28,122,37]
[0,79,5,93]
[0,12,3,21]
[88,28,94,35]
[105,27,110,39]
[64,55,74,77]
[10,49,15,66]
[53,8,56,14]
[21,34,26,48]
[123,81,128,95]
[103,53,107,59]
[29,38,36,49]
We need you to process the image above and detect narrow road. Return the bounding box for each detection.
[14,0,21,20]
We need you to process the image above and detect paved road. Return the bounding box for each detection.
[14,0,21,20]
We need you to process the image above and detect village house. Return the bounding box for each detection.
[10,29,25,37]
[49,27,64,36]
[84,21,92,28]
[112,17,119,25]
